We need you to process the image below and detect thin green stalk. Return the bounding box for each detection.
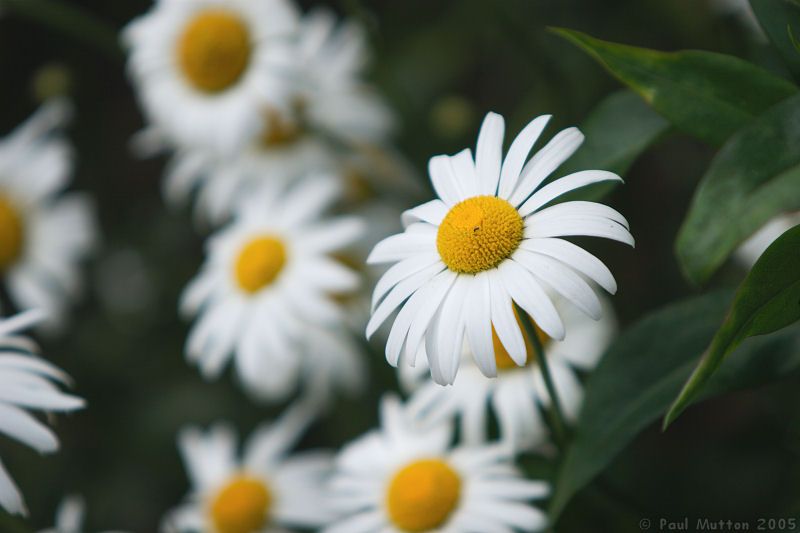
[0,0,122,61]
[514,303,569,448]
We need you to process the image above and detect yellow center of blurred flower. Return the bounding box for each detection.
[436,196,523,274]
[260,108,304,148]
[235,236,286,294]
[493,309,550,370]
[210,475,272,533]
[386,459,461,532]
[178,10,251,93]
[0,195,23,271]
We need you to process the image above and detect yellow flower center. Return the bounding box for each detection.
[178,9,252,93]
[493,310,550,371]
[436,196,523,274]
[260,108,304,148]
[386,459,461,532]
[0,195,24,271]
[234,236,287,294]
[210,475,272,533]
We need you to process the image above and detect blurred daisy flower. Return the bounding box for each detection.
[325,395,549,533]
[162,399,333,533]
[180,177,364,401]
[153,7,396,225]
[0,100,97,330]
[123,0,299,155]
[38,495,126,533]
[0,310,84,515]
[735,213,800,268]
[366,112,633,385]
[401,296,616,452]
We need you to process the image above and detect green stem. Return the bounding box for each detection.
[514,303,569,448]
[0,0,122,61]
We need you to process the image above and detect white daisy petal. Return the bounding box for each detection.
[498,114,552,200]
[400,199,448,227]
[518,170,623,217]
[509,127,584,207]
[464,272,496,378]
[519,237,617,294]
[498,260,564,340]
[475,112,505,195]
[488,272,527,366]
[429,154,464,206]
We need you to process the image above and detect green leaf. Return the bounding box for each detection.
[665,225,800,428]
[556,90,669,201]
[675,93,800,284]
[750,0,800,81]
[552,28,797,146]
[549,290,800,520]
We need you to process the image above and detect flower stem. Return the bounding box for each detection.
[514,303,569,448]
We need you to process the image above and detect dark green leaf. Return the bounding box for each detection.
[675,93,800,284]
[750,0,800,81]
[552,28,797,146]
[665,225,800,427]
[556,90,669,202]
[550,290,800,520]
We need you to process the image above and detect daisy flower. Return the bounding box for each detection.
[123,0,299,155]
[0,100,96,329]
[294,8,393,146]
[180,176,365,401]
[325,395,549,533]
[38,495,127,533]
[162,399,333,533]
[156,7,395,225]
[0,309,84,515]
[366,111,634,385]
[401,295,616,452]
[735,213,800,268]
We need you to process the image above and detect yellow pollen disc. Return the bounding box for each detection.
[386,459,461,532]
[0,195,24,271]
[436,196,523,274]
[210,475,272,533]
[260,108,304,148]
[178,10,251,93]
[493,309,550,371]
[234,236,287,294]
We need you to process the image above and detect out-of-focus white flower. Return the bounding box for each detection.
[180,177,365,402]
[367,112,633,385]
[38,495,127,533]
[325,395,550,533]
[123,0,299,155]
[0,310,84,516]
[0,100,97,330]
[735,213,800,268]
[154,7,397,225]
[401,296,616,452]
[163,399,333,533]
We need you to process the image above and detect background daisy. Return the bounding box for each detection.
[401,295,617,452]
[734,213,800,268]
[162,398,333,533]
[0,309,84,516]
[180,176,364,401]
[325,395,550,533]
[0,99,97,330]
[124,0,299,155]
[367,111,633,385]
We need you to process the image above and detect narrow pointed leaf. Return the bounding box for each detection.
[676,93,800,284]
[550,289,800,520]
[553,28,796,146]
[665,225,800,428]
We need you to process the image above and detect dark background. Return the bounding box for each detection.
[0,1,797,531]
